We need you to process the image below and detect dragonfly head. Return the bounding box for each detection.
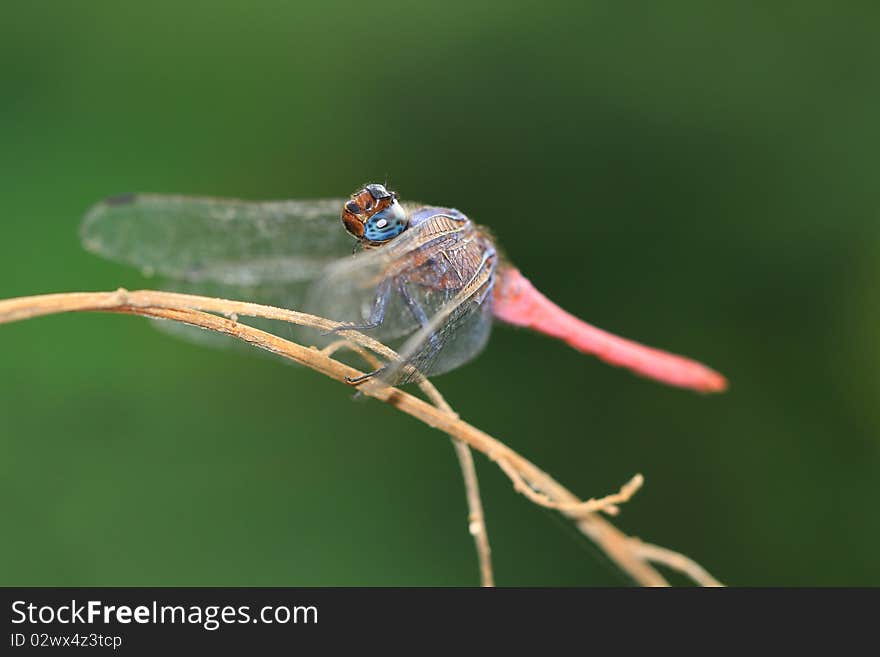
[342,183,408,245]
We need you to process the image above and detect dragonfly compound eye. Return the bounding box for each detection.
[364,200,408,243]
[342,200,366,238]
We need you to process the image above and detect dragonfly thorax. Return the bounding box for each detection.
[342,183,409,246]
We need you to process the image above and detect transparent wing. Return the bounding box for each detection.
[81,194,496,378]
[81,193,356,352]
[81,193,355,292]
[305,215,496,382]
[305,209,474,341]
[147,277,313,355]
[381,253,495,384]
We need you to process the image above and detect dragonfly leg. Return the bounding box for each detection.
[345,366,385,384]
[398,280,444,356]
[348,283,440,385]
[324,278,393,335]
[398,281,429,327]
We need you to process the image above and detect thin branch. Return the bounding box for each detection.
[0,290,722,587]
[496,460,642,517]
[449,439,493,587]
[630,540,724,587]
[322,339,493,586]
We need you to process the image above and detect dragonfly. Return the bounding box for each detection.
[80,183,727,393]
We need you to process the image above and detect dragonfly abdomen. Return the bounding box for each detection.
[493,267,727,393]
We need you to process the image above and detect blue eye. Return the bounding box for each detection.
[364,202,407,242]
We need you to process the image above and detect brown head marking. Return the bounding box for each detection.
[341,183,407,244]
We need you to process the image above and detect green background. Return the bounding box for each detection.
[1,2,878,586]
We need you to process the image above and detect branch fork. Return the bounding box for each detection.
[0,289,722,587]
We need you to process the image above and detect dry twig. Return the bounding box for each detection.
[0,289,723,587]
[322,339,493,586]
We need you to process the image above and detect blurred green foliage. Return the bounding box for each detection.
[1,1,878,585]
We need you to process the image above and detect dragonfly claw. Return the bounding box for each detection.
[346,367,385,385]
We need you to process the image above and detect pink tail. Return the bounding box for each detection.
[493,268,727,393]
